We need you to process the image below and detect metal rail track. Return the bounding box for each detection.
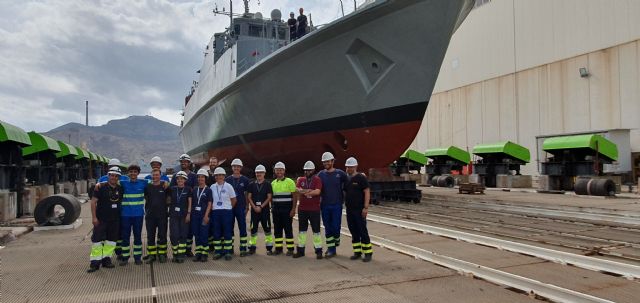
[373,204,640,249]
[363,213,640,280]
[421,198,640,226]
[338,227,617,303]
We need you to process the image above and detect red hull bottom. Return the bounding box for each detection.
[192,121,422,174]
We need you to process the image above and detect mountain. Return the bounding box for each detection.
[45,115,183,171]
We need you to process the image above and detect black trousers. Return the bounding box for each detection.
[346,208,371,252]
[169,215,188,247]
[272,208,294,251]
[250,208,271,234]
[146,215,168,247]
[298,210,321,233]
[92,219,119,242]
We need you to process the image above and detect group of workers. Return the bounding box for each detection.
[87,152,372,273]
[287,7,309,41]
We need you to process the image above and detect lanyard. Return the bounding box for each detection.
[256,181,264,194]
[176,187,185,204]
[215,183,224,203]
[196,186,206,207]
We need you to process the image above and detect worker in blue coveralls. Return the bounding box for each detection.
[317,152,349,258]
[225,158,250,256]
[170,154,197,257]
[191,169,213,262]
[97,164,147,266]
[144,156,170,183]
[118,164,148,265]
[211,167,237,260]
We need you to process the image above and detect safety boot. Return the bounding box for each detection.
[362,254,372,262]
[350,253,362,260]
[158,255,167,263]
[292,248,305,258]
[87,261,100,273]
[145,255,157,264]
[102,257,115,268]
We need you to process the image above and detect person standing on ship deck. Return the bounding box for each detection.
[144,156,170,183]
[297,8,308,39]
[288,12,297,41]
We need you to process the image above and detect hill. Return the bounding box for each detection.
[45,115,183,171]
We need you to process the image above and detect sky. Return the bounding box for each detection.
[0,0,364,132]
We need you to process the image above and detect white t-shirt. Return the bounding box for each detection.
[210,182,236,210]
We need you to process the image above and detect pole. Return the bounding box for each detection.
[354,0,357,11]
[85,100,88,126]
[339,0,344,16]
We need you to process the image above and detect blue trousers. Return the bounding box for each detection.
[212,209,233,255]
[120,216,144,261]
[231,205,248,252]
[190,215,209,256]
[321,203,342,253]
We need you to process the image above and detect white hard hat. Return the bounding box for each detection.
[108,166,122,176]
[345,157,358,167]
[274,161,285,170]
[231,158,243,166]
[321,152,335,162]
[150,156,162,165]
[197,168,209,176]
[175,171,188,179]
[178,154,192,162]
[213,167,226,175]
[255,164,266,173]
[303,161,315,170]
[108,158,121,167]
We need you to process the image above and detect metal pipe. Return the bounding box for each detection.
[338,0,344,16]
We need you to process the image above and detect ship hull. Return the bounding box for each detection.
[181,0,474,171]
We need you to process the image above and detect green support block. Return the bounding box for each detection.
[472,141,530,163]
[22,132,61,156]
[0,120,31,146]
[543,134,618,162]
[55,141,79,158]
[425,146,470,165]
[400,149,427,165]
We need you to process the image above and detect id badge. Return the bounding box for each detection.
[195,206,202,211]
[255,201,262,206]
[217,201,223,206]
[111,204,118,209]
[174,207,180,212]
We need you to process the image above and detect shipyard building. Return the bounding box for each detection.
[409,0,640,182]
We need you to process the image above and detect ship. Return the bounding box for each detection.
[180,0,475,172]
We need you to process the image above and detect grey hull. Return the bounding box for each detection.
[180,0,474,168]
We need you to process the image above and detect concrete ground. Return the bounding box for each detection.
[0,202,540,303]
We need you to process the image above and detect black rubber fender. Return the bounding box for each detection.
[574,178,590,195]
[437,175,454,188]
[593,179,616,197]
[34,194,82,225]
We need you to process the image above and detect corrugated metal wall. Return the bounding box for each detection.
[411,40,640,175]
